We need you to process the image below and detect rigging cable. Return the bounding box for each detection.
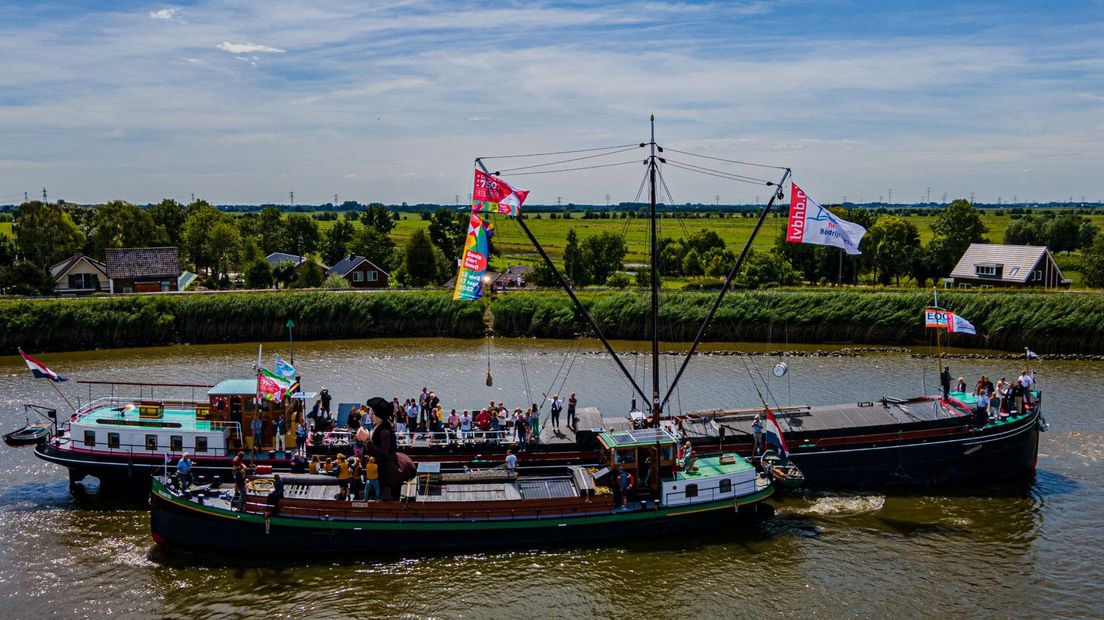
[496,146,643,173]
[479,143,641,160]
[662,159,774,185]
[504,160,641,177]
[662,147,789,170]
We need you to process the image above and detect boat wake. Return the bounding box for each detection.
[801,493,886,517]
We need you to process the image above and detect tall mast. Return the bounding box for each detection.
[648,115,661,428]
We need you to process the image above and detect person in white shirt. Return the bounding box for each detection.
[504,450,518,471]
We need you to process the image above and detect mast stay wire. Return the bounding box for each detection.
[663,160,774,185]
[504,160,641,177]
[662,147,789,170]
[495,146,643,173]
[479,143,642,160]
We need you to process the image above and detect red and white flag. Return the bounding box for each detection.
[19,349,68,382]
[471,169,529,217]
[763,408,789,459]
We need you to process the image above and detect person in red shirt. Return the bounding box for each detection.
[475,408,492,432]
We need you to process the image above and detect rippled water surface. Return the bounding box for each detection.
[0,339,1100,618]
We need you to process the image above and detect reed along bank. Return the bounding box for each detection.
[3,289,1104,354]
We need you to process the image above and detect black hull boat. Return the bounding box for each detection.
[149,429,774,557]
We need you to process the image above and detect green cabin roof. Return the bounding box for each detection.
[674,454,754,480]
[208,379,258,396]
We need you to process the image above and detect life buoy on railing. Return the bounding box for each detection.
[246,478,275,493]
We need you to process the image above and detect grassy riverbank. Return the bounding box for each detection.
[0,291,484,352]
[3,288,1104,354]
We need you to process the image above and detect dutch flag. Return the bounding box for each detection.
[764,408,789,460]
[19,349,68,382]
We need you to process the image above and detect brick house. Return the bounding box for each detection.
[105,247,181,293]
[946,243,1071,289]
[325,254,389,289]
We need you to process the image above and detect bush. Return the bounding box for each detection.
[323,275,352,289]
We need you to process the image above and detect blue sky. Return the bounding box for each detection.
[0,1,1101,205]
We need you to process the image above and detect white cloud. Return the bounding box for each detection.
[149,8,181,20]
[217,42,286,54]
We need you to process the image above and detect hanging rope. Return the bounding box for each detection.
[479,143,641,160]
[504,160,640,177]
[662,147,789,170]
[496,146,643,173]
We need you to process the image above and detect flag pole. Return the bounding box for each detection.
[933,287,943,391]
[49,379,76,413]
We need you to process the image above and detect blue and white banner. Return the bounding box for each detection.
[274,354,297,380]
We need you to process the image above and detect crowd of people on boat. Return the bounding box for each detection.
[940,366,1038,426]
[299,387,580,450]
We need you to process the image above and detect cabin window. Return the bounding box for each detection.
[685,484,698,498]
[353,271,364,282]
[1033,269,1043,281]
[367,271,378,282]
[84,430,96,447]
[719,479,732,494]
[195,436,208,453]
[107,432,120,449]
[145,434,158,451]
[161,280,171,292]
[958,283,972,289]
[613,449,635,465]
[975,265,996,277]
[170,435,183,451]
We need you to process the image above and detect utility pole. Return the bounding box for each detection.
[24,191,28,203]
[926,187,931,203]
[289,191,294,206]
[334,193,338,206]
[606,194,610,208]
[42,187,47,203]
[942,193,947,204]
[455,194,459,206]
[970,192,975,203]
[888,189,892,204]
[715,194,720,207]
[191,193,195,203]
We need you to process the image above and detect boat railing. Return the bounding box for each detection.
[317,428,521,448]
[72,396,209,418]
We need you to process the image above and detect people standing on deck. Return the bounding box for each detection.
[940,366,951,400]
[320,388,332,417]
[528,404,539,445]
[514,409,527,450]
[295,421,307,456]
[618,466,634,508]
[975,388,990,427]
[955,377,967,393]
[308,400,320,431]
[995,377,1009,413]
[1011,380,1026,414]
[460,410,473,441]
[505,449,518,472]
[231,451,247,509]
[176,452,193,489]
[363,456,380,500]
[251,415,264,453]
[418,388,429,425]
[348,407,361,435]
[751,415,764,456]
[447,409,460,440]
[475,408,492,438]
[364,396,405,501]
[274,415,287,453]
[567,393,578,429]
[334,453,351,500]
[549,394,563,432]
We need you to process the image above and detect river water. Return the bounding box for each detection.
[0,339,1100,618]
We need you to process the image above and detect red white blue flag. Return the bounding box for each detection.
[19,349,68,382]
[763,408,789,459]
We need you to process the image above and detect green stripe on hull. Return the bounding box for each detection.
[152,480,773,532]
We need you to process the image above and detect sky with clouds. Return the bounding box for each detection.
[0,0,1101,206]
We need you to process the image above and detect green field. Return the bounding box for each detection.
[338,210,1104,272]
[0,222,11,237]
